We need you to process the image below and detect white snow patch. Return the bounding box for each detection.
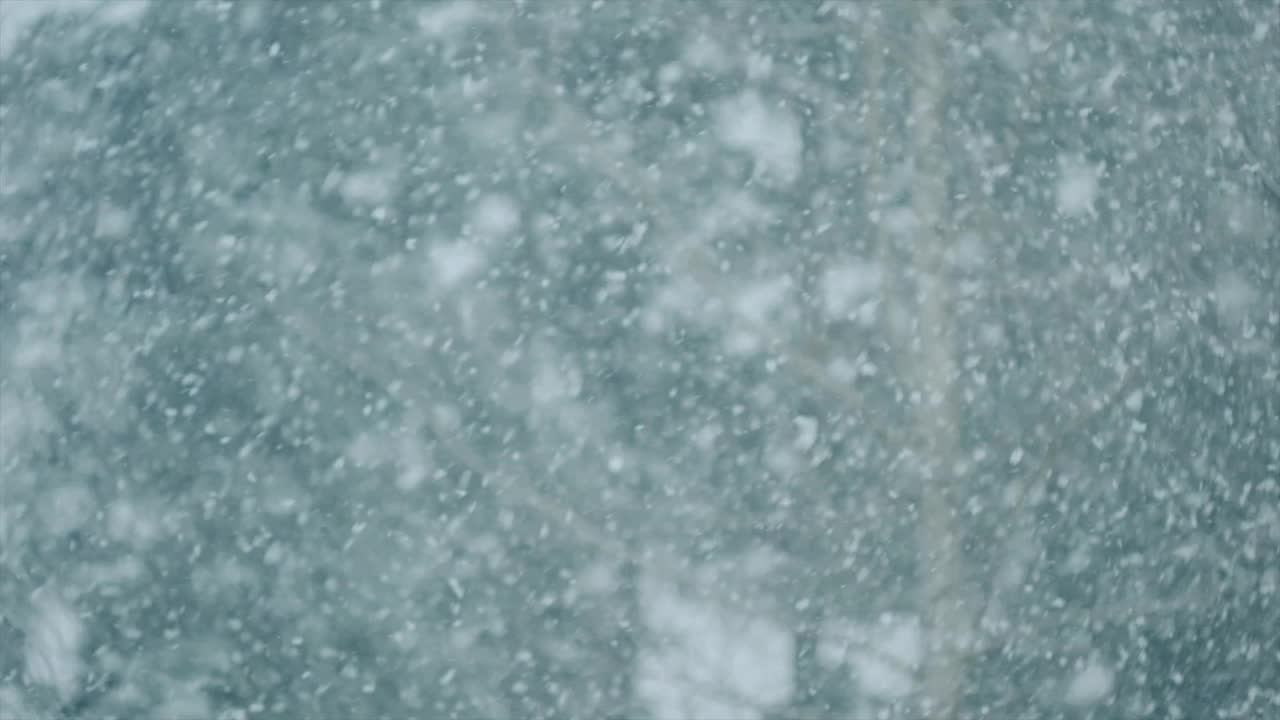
[1063,659,1115,706]
[827,356,858,384]
[637,573,794,719]
[24,594,84,703]
[1254,19,1272,41]
[949,231,985,270]
[817,620,852,669]
[429,241,484,290]
[95,0,148,24]
[793,416,818,452]
[578,561,620,595]
[765,443,802,477]
[94,202,133,238]
[819,614,923,699]
[1056,155,1101,218]
[1065,543,1091,573]
[395,437,432,492]
[1098,63,1125,98]
[745,52,773,80]
[821,260,883,319]
[725,275,792,355]
[1260,567,1277,596]
[417,0,483,38]
[1106,262,1131,290]
[1124,389,1143,412]
[338,168,397,207]
[732,276,791,326]
[715,91,804,185]
[0,0,149,60]
[345,430,392,469]
[106,499,162,548]
[692,423,723,452]
[850,614,923,700]
[470,193,520,239]
[531,357,582,407]
[11,325,63,369]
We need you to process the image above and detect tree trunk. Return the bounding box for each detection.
[907,5,972,718]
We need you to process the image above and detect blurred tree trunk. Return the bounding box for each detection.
[905,4,971,718]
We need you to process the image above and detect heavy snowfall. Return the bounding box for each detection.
[1,1,1277,719]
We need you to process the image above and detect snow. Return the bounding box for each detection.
[470,193,520,239]
[337,167,397,207]
[395,424,433,492]
[343,423,433,491]
[10,323,62,370]
[692,423,723,452]
[881,206,920,236]
[0,0,149,59]
[1214,270,1257,322]
[429,241,485,290]
[24,593,85,703]
[94,0,148,25]
[683,33,730,73]
[9,275,90,369]
[152,683,211,720]
[1106,262,1132,290]
[637,573,794,719]
[984,29,1030,73]
[821,260,883,321]
[1063,659,1115,706]
[733,276,791,326]
[0,686,39,720]
[40,482,96,536]
[714,91,804,185]
[94,202,133,238]
[1099,63,1126,98]
[721,276,792,355]
[793,416,819,452]
[345,430,391,468]
[578,561,620,596]
[4,3,1273,718]
[818,615,925,700]
[1124,389,1144,412]
[531,355,583,406]
[106,498,163,548]
[851,615,923,700]
[0,389,52,467]
[1056,155,1101,218]
[417,0,483,39]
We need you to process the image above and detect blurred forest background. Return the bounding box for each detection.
[1,1,1277,719]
